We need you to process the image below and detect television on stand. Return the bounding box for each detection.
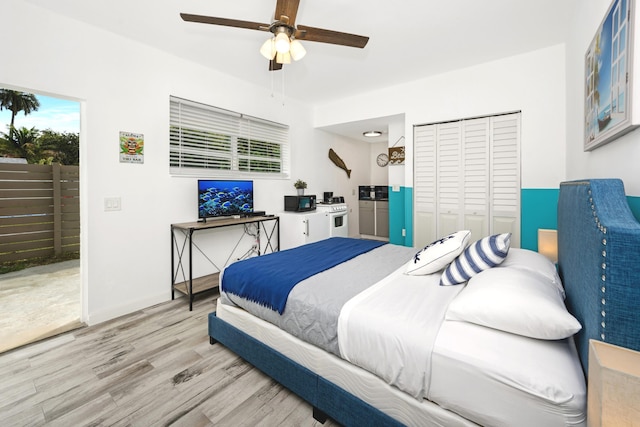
[198,179,254,222]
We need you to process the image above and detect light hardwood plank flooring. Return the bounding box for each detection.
[0,293,340,426]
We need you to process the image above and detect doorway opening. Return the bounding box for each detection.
[0,88,82,353]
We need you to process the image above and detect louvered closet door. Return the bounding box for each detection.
[413,112,521,247]
[436,122,463,237]
[462,118,489,241]
[490,113,521,247]
[413,124,437,247]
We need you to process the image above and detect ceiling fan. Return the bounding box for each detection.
[181,0,369,71]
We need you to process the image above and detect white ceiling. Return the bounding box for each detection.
[23,0,577,142]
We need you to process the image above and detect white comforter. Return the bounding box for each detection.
[337,266,463,399]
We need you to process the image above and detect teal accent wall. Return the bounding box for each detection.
[627,195,640,221]
[393,188,640,252]
[520,190,640,251]
[404,187,414,247]
[388,186,413,247]
[521,189,559,251]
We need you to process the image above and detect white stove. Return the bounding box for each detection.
[316,203,349,237]
[316,202,348,213]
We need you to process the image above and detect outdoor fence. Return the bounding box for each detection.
[0,163,80,264]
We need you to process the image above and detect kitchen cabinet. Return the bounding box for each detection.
[359,201,375,235]
[279,211,329,250]
[359,200,388,239]
[375,201,389,238]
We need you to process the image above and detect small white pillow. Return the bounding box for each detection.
[440,233,511,286]
[405,230,471,275]
[445,267,582,340]
[498,248,565,298]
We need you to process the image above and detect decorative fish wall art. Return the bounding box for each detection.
[328,148,351,178]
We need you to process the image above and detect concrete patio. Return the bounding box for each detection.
[0,259,82,353]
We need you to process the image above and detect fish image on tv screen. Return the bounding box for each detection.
[198,179,254,219]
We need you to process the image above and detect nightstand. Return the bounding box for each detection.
[588,339,640,426]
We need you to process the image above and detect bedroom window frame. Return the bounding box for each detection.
[169,96,290,178]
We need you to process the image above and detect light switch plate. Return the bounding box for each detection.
[104,197,121,211]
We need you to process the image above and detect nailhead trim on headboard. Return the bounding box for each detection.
[588,188,608,342]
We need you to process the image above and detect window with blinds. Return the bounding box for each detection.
[169,96,289,177]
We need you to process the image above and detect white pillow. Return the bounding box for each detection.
[445,267,582,340]
[440,233,511,286]
[405,230,471,275]
[498,248,565,298]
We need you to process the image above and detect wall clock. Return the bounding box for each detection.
[376,153,389,167]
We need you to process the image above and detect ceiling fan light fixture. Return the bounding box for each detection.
[260,38,276,60]
[363,130,383,137]
[276,51,291,64]
[274,32,291,53]
[289,39,306,61]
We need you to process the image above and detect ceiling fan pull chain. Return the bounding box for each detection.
[282,67,286,106]
[270,69,275,98]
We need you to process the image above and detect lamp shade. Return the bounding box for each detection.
[274,32,290,53]
[538,229,558,264]
[260,38,276,60]
[588,340,640,426]
[276,51,291,64]
[289,39,306,61]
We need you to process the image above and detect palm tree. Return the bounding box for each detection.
[0,89,40,128]
[1,126,40,160]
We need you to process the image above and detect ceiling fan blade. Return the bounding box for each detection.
[295,25,369,48]
[274,0,300,25]
[269,59,283,71]
[180,13,269,32]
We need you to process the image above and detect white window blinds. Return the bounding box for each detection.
[169,96,290,177]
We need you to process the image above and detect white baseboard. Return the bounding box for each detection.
[86,291,170,326]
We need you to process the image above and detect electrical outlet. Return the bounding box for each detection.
[104,197,121,211]
[402,228,406,237]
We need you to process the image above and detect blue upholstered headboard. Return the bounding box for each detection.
[558,179,640,375]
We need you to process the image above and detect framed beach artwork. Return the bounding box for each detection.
[585,0,639,151]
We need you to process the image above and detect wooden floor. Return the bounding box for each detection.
[0,293,339,426]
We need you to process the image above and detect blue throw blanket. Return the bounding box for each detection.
[221,237,387,314]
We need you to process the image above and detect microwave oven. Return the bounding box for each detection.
[284,195,317,212]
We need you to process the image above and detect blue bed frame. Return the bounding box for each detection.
[208,178,640,425]
[208,312,404,426]
[558,179,640,374]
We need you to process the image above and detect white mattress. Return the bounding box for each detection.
[430,320,586,427]
[216,300,477,427]
[216,300,586,426]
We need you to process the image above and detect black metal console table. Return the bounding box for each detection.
[171,216,279,310]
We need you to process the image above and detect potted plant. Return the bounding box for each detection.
[294,179,307,195]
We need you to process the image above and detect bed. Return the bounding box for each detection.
[208,178,640,426]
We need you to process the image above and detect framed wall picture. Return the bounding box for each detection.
[388,146,405,165]
[119,131,144,164]
[585,0,639,151]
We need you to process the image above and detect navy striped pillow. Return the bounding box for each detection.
[440,233,511,286]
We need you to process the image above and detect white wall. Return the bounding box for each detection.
[565,0,640,195]
[387,116,405,189]
[314,44,568,191]
[311,130,369,232]
[3,0,369,324]
[368,141,388,184]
